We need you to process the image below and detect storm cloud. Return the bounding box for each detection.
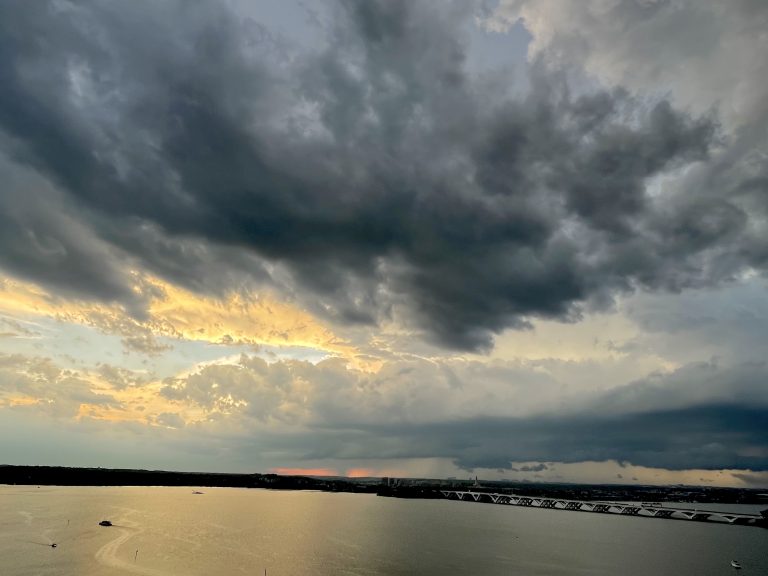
[1,0,763,350]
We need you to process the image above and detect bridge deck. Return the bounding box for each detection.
[440,491,765,527]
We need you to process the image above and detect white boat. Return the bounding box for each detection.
[731,560,742,569]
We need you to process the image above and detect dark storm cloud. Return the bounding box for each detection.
[0,154,141,308]
[302,400,768,473]
[237,401,768,472]
[0,0,763,349]
[426,362,768,471]
[445,404,768,471]
[509,463,548,472]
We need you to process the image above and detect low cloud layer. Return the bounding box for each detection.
[157,354,768,471]
[0,0,765,350]
[1,342,766,474]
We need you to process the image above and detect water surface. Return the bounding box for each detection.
[0,485,765,575]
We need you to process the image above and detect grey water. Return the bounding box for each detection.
[0,485,765,575]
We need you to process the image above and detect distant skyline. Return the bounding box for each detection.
[1,0,767,488]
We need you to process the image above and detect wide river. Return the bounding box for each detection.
[0,485,765,575]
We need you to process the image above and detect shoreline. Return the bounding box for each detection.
[2,464,768,507]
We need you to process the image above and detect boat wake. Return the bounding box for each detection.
[93,515,169,576]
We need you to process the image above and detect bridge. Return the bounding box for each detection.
[440,491,766,527]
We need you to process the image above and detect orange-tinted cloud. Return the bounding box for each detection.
[345,468,375,478]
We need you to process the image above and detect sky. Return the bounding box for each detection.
[0,0,767,488]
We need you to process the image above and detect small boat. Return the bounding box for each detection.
[192,490,204,494]
[99,520,113,527]
[50,543,57,548]
[731,560,742,569]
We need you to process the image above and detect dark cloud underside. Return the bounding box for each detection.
[236,402,768,472]
[0,0,765,349]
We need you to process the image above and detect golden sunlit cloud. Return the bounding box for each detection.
[74,379,205,427]
[2,396,42,408]
[0,348,208,429]
[146,279,351,355]
[0,274,355,357]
